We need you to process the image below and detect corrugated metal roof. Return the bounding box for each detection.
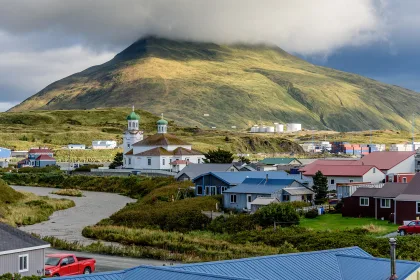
[172,247,372,280]
[192,171,303,185]
[175,164,235,179]
[336,254,420,280]
[223,178,296,194]
[259,158,301,165]
[250,197,279,205]
[373,183,408,198]
[351,188,380,197]
[43,270,125,280]
[283,187,314,195]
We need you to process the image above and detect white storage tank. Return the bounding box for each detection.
[250,126,258,133]
[286,123,302,132]
[266,126,275,133]
[275,123,284,133]
[259,126,267,133]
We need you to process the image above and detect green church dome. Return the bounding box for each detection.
[157,118,168,125]
[127,111,140,121]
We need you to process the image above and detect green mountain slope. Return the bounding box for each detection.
[10,37,420,131]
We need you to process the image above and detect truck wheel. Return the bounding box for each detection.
[84,267,91,274]
[400,230,406,236]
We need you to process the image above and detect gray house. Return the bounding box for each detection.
[0,222,50,276]
[223,178,314,212]
[175,163,238,181]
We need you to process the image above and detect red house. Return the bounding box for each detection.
[386,173,415,183]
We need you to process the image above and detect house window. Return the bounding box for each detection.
[186,158,190,162]
[381,199,391,208]
[162,158,165,165]
[360,197,369,206]
[349,179,354,183]
[206,187,210,195]
[248,195,252,203]
[221,186,227,193]
[197,186,203,195]
[169,159,172,163]
[230,194,237,203]
[128,158,131,165]
[283,195,290,201]
[416,202,420,214]
[403,177,407,183]
[198,158,201,164]
[124,159,126,165]
[19,254,28,272]
[148,158,151,166]
[330,179,335,185]
[373,168,376,173]
[127,144,130,148]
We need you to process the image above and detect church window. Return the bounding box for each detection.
[128,158,131,165]
[148,158,151,166]
[162,158,165,165]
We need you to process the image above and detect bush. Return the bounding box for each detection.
[254,203,300,227]
[0,273,41,280]
[288,201,311,209]
[208,214,257,234]
[74,164,103,172]
[304,209,318,219]
[18,166,62,174]
[334,201,343,213]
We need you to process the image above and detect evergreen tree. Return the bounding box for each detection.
[203,148,234,163]
[312,171,328,203]
[109,152,123,169]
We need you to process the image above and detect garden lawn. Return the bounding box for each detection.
[300,213,398,234]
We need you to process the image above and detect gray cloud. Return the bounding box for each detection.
[0,0,418,111]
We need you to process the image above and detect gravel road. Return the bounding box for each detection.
[11,185,135,243]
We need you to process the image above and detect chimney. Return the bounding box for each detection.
[389,238,397,279]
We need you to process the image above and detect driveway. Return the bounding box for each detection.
[11,185,135,244]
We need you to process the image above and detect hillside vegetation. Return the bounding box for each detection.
[10,37,420,131]
[0,108,304,161]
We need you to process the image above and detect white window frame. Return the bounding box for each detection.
[416,202,420,214]
[360,197,369,206]
[381,198,391,208]
[162,158,165,165]
[18,254,29,273]
[330,179,335,185]
[147,158,151,166]
[230,194,237,203]
[128,158,131,165]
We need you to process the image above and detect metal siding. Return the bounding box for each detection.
[375,198,394,221]
[0,248,44,277]
[396,201,418,224]
[342,197,375,218]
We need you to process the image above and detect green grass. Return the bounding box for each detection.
[300,214,398,234]
[51,189,83,197]
[10,37,420,132]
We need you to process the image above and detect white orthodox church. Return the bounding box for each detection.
[123,108,205,171]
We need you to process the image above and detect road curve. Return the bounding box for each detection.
[11,185,135,244]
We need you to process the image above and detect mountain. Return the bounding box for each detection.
[10,37,420,131]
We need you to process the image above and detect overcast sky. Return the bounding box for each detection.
[0,0,419,111]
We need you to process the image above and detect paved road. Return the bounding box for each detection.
[11,185,135,244]
[45,249,175,271]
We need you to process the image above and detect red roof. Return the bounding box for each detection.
[299,159,360,172]
[359,151,416,171]
[170,160,189,165]
[303,165,382,177]
[36,155,55,161]
[29,148,53,154]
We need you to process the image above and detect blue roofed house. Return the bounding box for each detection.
[47,246,420,280]
[223,178,314,212]
[192,171,307,197]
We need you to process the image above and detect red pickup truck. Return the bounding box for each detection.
[44,253,96,277]
[398,220,420,236]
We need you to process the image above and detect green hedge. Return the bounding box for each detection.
[0,273,41,280]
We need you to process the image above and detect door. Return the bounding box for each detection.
[406,222,416,234]
[59,258,71,275]
[67,256,79,275]
[247,194,252,209]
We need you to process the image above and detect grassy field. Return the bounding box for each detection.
[51,189,83,197]
[11,37,420,132]
[300,214,398,234]
[0,179,75,226]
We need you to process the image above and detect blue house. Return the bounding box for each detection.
[18,148,56,168]
[46,246,420,280]
[222,178,314,211]
[192,171,306,196]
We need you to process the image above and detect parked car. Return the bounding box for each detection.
[398,220,420,236]
[44,253,96,277]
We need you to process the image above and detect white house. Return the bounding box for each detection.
[67,144,86,150]
[123,112,204,171]
[302,165,385,191]
[92,140,117,150]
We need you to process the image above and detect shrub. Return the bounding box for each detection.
[288,201,311,209]
[254,203,300,227]
[304,209,318,219]
[208,214,257,234]
[18,166,62,174]
[51,189,83,197]
[74,164,103,172]
[0,273,41,280]
[334,201,343,213]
